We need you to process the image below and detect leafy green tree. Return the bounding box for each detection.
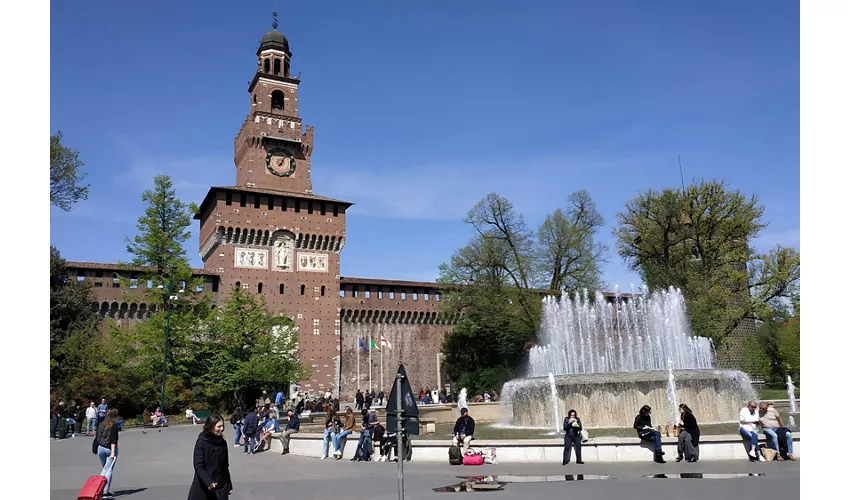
[50,246,99,386]
[50,132,89,211]
[202,287,307,409]
[614,180,800,345]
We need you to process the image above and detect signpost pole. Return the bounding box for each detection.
[396,372,404,500]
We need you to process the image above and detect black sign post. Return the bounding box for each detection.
[386,365,419,500]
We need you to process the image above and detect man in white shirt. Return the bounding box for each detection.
[739,400,763,461]
[85,402,98,435]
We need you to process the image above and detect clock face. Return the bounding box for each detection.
[266,150,296,177]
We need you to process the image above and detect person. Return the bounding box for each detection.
[758,402,796,461]
[351,420,374,462]
[280,409,300,455]
[377,390,385,407]
[242,407,259,455]
[86,402,98,435]
[274,389,285,408]
[739,400,763,461]
[321,408,340,459]
[453,408,475,455]
[258,412,280,452]
[676,404,700,462]
[152,407,167,427]
[97,399,109,426]
[94,408,120,498]
[51,400,66,439]
[332,406,356,459]
[634,405,666,463]
[187,407,203,425]
[188,414,232,500]
[229,408,243,448]
[355,390,364,411]
[562,409,584,465]
[66,401,79,438]
[373,420,388,461]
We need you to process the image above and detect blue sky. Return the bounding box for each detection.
[49,0,800,290]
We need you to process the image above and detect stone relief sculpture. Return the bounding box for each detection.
[273,232,294,270]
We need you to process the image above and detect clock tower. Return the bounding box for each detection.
[194,14,352,397]
[235,12,313,194]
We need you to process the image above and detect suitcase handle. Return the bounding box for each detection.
[100,456,117,477]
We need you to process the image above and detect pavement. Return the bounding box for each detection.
[51,424,800,500]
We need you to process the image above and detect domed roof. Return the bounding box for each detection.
[260,29,290,53]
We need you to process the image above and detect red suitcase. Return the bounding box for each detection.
[77,456,115,499]
[76,475,107,500]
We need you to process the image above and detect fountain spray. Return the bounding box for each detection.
[785,375,798,428]
[548,373,561,433]
[665,359,678,427]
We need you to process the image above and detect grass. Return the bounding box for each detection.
[757,387,799,400]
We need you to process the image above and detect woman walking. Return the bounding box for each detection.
[94,408,120,498]
[676,404,700,462]
[229,408,243,448]
[633,405,666,463]
[562,409,584,465]
[188,414,233,500]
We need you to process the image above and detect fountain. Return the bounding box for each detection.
[500,287,758,429]
[458,388,469,413]
[785,375,798,428]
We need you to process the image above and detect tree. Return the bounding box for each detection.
[202,287,307,409]
[50,132,89,211]
[124,174,203,308]
[614,180,800,345]
[439,191,608,387]
[50,246,99,386]
[536,190,607,292]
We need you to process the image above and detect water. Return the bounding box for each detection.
[786,375,798,428]
[458,388,468,413]
[665,360,678,426]
[547,373,560,433]
[529,287,714,376]
[500,286,757,429]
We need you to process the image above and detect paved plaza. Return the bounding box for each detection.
[50,424,800,499]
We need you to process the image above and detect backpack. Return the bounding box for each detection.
[449,445,463,465]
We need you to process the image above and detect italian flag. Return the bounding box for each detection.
[370,338,381,352]
[380,335,392,350]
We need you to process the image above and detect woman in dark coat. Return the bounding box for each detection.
[562,409,584,465]
[188,414,232,500]
[633,405,666,463]
[676,404,700,462]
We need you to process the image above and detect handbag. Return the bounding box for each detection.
[581,429,590,442]
[91,427,100,455]
[761,447,778,461]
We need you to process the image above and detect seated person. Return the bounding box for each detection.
[373,421,389,461]
[152,407,167,426]
[453,408,475,454]
[257,414,281,452]
[383,429,410,462]
[351,421,373,462]
[758,402,795,461]
[634,405,666,463]
[143,408,153,426]
[186,407,202,424]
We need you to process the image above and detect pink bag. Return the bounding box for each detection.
[463,453,485,466]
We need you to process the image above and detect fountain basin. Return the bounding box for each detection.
[500,369,758,429]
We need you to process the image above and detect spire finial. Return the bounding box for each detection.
[272,11,279,30]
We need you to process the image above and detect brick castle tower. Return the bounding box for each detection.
[193,14,352,395]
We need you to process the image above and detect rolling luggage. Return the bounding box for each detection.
[77,456,116,500]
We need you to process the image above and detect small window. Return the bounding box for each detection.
[435,294,441,301]
[258,283,263,294]
[401,292,407,300]
[112,283,120,288]
[365,291,371,299]
[253,94,257,104]
[268,196,274,210]
[424,293,430,301]
[130,279,138,289]
[263,58,270,73]
[239,193,246,207]
[339,289,345,298]
[271,90,285,110]
[320,203,326,216]
[413,293,418,301]
[353,289,359,298]
[333,204,338,217]
[295,201,301,213]
[378,291,383,299]
[321,285,325,296]
[76,270,85,281]
[226,192,232,205]
[389,291,395,300]
[300,284,306,295]
[254,196,260,209]
[212,279,219,292]
[279,284,285,294]
[274,59,281,76]
[147,280,153,288]
[308,202,314,215]
[313,319,320,326]
[94,282,103,288]
[313,328,320,336]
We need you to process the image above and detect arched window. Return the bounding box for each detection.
[263,58,270,73]
[284,60,290,77]
[321,285,326,297]
[279,284,285,294]
[235,281,241,289]
[300,284,305,295]
[271,90,284,110]
[253,94,257,104]
[274,59,281,76]
[258,283,263,294]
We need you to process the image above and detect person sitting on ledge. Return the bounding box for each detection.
[676,404,700,463]
[453,408,476,455]
[332,407,356,459]
[758,402,796,461]
[279,409,300,455]
[634,405,666,463]
[739,400,764,462]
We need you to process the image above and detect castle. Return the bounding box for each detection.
[65,19,456,399]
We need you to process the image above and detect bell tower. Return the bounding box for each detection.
[234,12,314,193]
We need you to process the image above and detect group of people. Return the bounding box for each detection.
[51,398,109,439]
[229,405,301,455]
[320,405,409,462]
[739,400,796,461]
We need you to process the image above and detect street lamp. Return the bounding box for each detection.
[157,281,184,413]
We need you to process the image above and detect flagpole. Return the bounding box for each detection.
[357,337,360,393]
[380,336,384,394]
[369,333,373,393]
